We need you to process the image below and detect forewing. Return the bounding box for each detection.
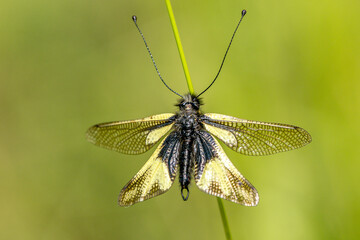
[194,131,259,206]
[202,113,312,156]
[86,113,175,154]
[118,132,180,206]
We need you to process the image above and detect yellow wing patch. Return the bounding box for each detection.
[145,124,173,145]
[203,123,237,147]
[86,113,175,155]
[118,137,176,206]
[204,113,311,156]
[195,137,259,206]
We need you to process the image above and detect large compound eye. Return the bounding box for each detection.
[190,102,199,110]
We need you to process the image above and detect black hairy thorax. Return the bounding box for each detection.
[174,94,204,201]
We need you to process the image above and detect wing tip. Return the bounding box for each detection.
[250,192,260,206]
[85,124,100,140]
[85,128,95,143]
[118,190,137,207]
[241,188,260,206]
[295,126,312,145]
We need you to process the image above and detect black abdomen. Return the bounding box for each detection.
[179,132,192,200]
[176,104,201,201]
[179,113,197,201]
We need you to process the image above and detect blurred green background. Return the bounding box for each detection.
[1,0,359,239]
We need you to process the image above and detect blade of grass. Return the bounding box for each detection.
[165,0,194,95]
[217,198,232,240]
[164,1,231,239]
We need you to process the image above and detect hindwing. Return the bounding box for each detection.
[202,113,312,156]
[118,132,180,206]
[86,113,175,154]
[194,131,259,206]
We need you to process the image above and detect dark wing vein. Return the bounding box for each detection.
[202,113,311,156]
[86,113,175,154]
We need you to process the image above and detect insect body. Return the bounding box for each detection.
[86,11,312,206]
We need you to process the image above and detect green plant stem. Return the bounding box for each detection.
[217,198,232,240]
[165,1,231,239]
[165,0,194,95]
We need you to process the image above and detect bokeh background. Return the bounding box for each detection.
[1,0,359,239]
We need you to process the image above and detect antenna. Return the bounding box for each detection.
[197,9,247,98]
[132,16,184,99]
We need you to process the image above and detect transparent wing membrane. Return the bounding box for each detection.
[86,113,175,154]
[203,113,312,156]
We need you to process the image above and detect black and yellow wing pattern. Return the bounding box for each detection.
[202,113,312,156]
[194,131,258,206]
[86,113,175,155]
[119,132,181,206]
